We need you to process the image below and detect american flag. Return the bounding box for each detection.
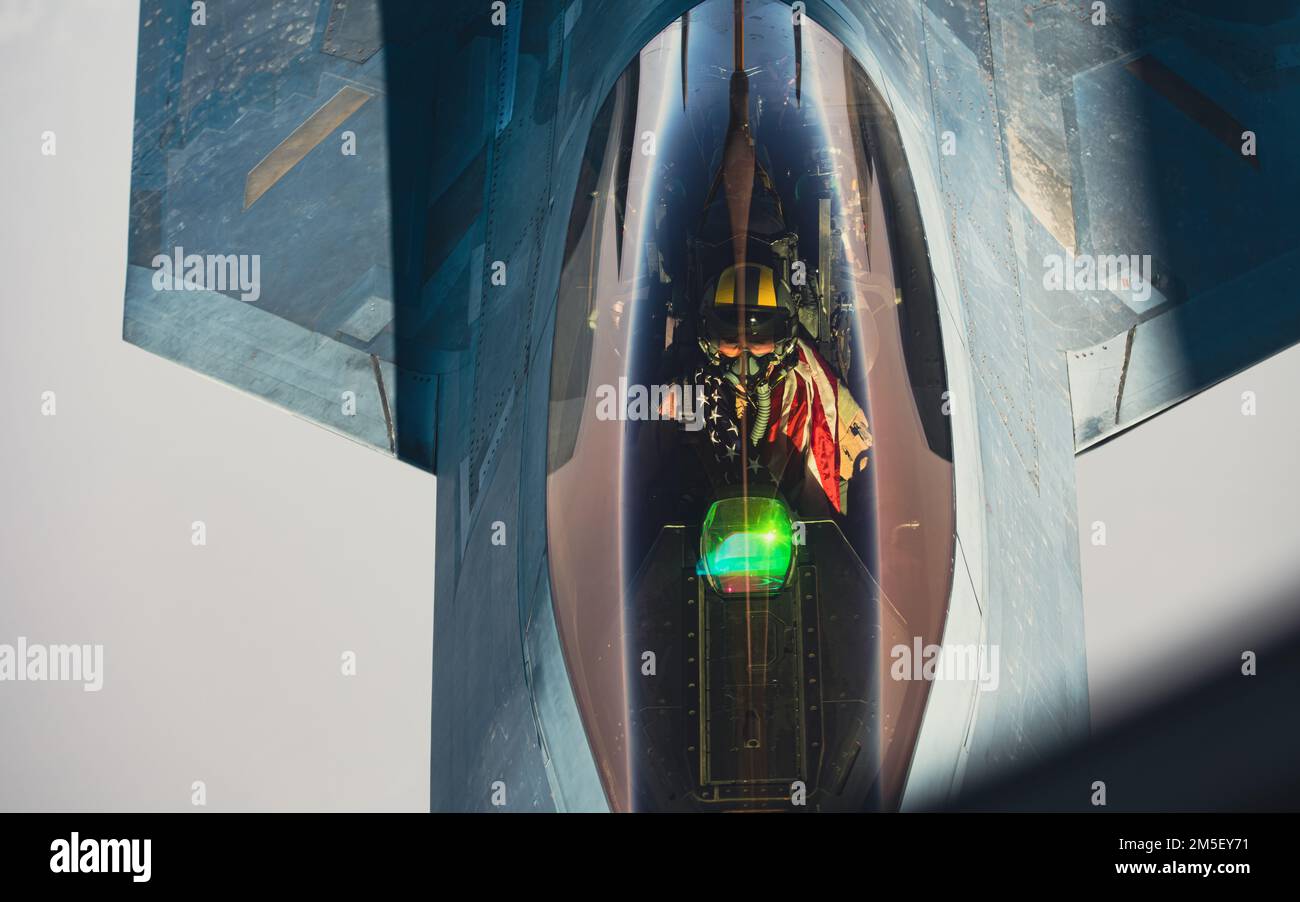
[769,340,869,512]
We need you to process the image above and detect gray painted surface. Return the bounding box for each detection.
[124,264,398,454]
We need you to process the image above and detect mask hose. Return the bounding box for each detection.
[750,379,771,445]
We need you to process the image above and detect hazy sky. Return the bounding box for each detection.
[1077,343,1300,729]
[0,0,436,811]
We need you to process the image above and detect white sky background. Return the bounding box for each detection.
[0,0,435,811]
[1077,343,1300,730]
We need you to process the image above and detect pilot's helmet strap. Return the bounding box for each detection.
[698,335,721,366]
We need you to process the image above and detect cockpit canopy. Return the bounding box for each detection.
[546,0,955,812]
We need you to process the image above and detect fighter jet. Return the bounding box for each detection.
[122,0,1300,810]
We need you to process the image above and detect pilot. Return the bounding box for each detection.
[664,258,873,516]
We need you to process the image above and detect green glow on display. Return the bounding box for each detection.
[698,496,795,595]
